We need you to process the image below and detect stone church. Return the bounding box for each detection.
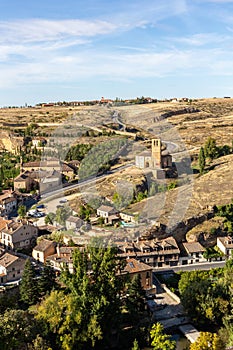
[135,139,172,178]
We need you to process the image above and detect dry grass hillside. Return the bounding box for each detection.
[1,98,233,236]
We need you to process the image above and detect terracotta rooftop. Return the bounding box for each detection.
[183,242,206,254]
[0,218,12,231]
[33,239,56,252]
[0,252,23,267]
[0,197,16,204]
[123,258,152,274]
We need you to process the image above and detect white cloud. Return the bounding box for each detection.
[170,33,231,46]
[1,45,233,90]
[0,19,117,44]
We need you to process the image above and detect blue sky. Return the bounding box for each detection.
[1,0,233,106]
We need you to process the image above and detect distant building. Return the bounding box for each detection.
[0,220,38,250]
[39,170,61,194]
[0,191,17,217]
[121,258,153,290]
[117,236,180,268]
[46,246,76,273]
[180,242,206,265]
[135,139,172,179]
[31,137,47,147]
[96,205,119,224]
[22,160,75,180]
[14,171,36,192]
[66,216,83,231]
[99,97,113,104]
[120,212,138,223]
[217,236,233,258]
[32,239,57,263]
[0,252,26,284]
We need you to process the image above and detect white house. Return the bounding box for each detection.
[180,242,206,265]
[217,236,233,258]
[66,216,83,230]
[0,197,17,216]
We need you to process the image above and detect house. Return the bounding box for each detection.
[0,197,17,216]
[180,242,206,265]
[117,236,180,268]
[14,172,34,192]
[46,246,76,273]
[217,236,233,258]
[135,237,180,267]
[22,160,75,180]
[31,137,47,148]
[97,205,119,224]
[99,97,113,104]
[66,216,83,230]
[39,170,61,194]
[121,258,153,290]
[61,163,76,180]
[32,239,57,263]
[120,212,138,223]
[0,191,17,217]
[0,252,26,284]
[0,220,38,250]
[117,241,136,258]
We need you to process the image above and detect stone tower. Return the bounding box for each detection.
[151,139,162,168]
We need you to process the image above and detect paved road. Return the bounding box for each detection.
[41,163,133,201]
[154,260,226,274]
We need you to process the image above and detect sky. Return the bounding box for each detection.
[1,0,233,106]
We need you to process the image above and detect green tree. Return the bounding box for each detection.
[37,241,126,349]
[55,205,72,225]
[18,204,27,218]
[198,147,206,174]
[44,212,55,225]
[38,262,57,297]
[189,332,223,350]
[0,309,38,350]
[127,274,145,313]
[178,270,229,326]
[131,339,140,350]
[150,323,176,350]
[20,259,39,305]
[29,335,52,350]
[204,137,218,160]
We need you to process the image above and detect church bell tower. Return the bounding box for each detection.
[151,139,162,168]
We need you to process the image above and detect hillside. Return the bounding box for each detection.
[1,98,233,235]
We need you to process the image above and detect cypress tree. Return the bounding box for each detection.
[198,147,206,174]
[20,259,39,306]
[38,263,56,297]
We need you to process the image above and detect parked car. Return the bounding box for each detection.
[59,198,68,203]
[37,204,45,209]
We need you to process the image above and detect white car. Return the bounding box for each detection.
[59,198,68,203]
